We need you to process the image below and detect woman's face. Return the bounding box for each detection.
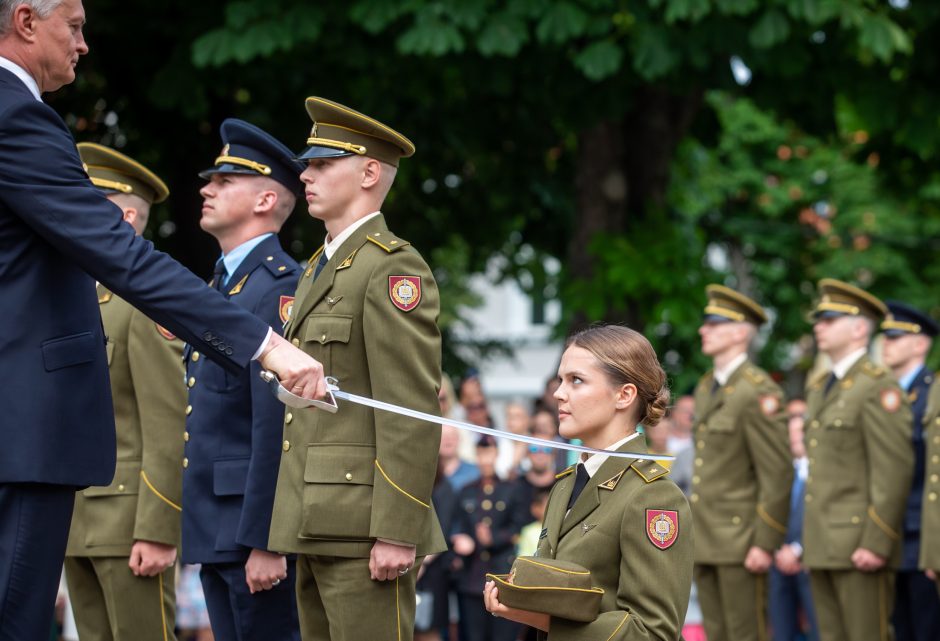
[554,346,632,447]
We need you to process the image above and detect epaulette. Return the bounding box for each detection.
[366,231,411,253]
[629,459,671,484]
[807,371,828,391]
[862,362,886,379]
[743,367,766,386]
[261,253,296,278]
[555,465,576,480]
[696,371,715,393]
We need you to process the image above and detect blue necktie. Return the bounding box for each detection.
[313,251,329,280]
[567,464,590,510]
[212,259,227,291]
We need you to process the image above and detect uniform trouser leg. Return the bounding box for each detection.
[65,556,177,641]
[457,593,521,641]
[796,570,820,641]
[893,569,940,641]
[810,569,895,641]
[200,561,300,641]
[694,563,767,641]
[0,483,75,641]
[296,554,419,641]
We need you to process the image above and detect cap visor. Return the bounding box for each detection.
[702,314,734,324]
[296,145,355,161]
[198,164,264,180]
[813,310,850,321]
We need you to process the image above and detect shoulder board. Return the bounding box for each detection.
[261,255,298,278]
[743,366,766,386]
[366,231,411,253]
[555,465,576,480]
[862,362,886,379]
[629,459,671,484]
[696,371,715,392]
[807,371,828,391]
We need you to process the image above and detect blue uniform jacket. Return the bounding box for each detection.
[901,366,935,569]
[0,68,268,487]
[181,236,299,564]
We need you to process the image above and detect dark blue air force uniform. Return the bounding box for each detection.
[0,67,269,640]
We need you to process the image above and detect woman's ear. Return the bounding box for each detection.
[615,383,638,410]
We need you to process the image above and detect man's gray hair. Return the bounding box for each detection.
[0,0,63,35]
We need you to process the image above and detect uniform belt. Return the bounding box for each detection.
[260,371,672,462]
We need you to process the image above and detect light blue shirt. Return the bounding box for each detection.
[898,364,924,392]
[219,233,273,285]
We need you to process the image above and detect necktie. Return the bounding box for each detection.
[567,464,590,510]
[711,379,721,396]
[824,372,837,396]
[212,259,227,292]
[313,251,329,280]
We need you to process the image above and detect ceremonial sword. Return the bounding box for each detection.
[260,371,674,462]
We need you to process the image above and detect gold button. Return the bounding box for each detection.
[345,472,353,481]
[482,516,492,526]
[285,412,293,424]
[182,458,189,469]
[482,499,493,510]
[834,419,843,427]
[185,405,192,416]
[811,420,819,429]
[187,377,196,388]
[304,268,312,278]
[291,338,300,347]
[851,516,860,524]
[278,266,286,272]
[691,493,699,503]
[192,352,200,362]
[695,458,703,467]
[933,474,939,484]
[805,494,813,502]
[282,440,291,452]
[930,493,938,502]
[321,334,326,342]
[692,475,700,484]
[697,441,705,450]
[934,456,940,464]
[267,256,274,261]
[184,431,190,442]
[809,439,818,447]
[936,417,940,425]
[375,232,382,237]
[732,516,741,524]
[117,484,125,492]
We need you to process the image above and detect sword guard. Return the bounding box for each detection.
[260,370,340,413]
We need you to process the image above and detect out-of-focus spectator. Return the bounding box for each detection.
[535,375,561,415]
[496,402,531,479]
[451,436,525,641]
[516,487,551,557]
[513,441,558,520]
[440,424,480,492]
[668,394,695,454]
[415,461,459,641]
[176,564,214,641]
[770,399,819,641]
[532,407,569,472]
[458,373,491,460]
[646,417,671,455]
[439,375,458,419]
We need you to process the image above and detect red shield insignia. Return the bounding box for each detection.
[279,295,294,325]
[389,276,421,312]
[155,324,176,341]
[881,389,901,413]
[646,509,679,550]
[759,394,780,417]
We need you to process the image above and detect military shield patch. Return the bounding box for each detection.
[646,509,679,550]
[759,394,780,416]
[881,388,901,413]
[155,324,176,341]
[389,276,422,312]
[279,295,294,325]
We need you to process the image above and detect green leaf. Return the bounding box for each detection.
[349,0,414,34]
[573,40,624,80]
[632,26,679,79]
[477,12,530,57]
[713,0,758,16]
[397,19,465,55]
[786,0,840,25]
[749,9,790,48]
[535,2,589,44]
[663,0,712,24]
[858,12,911,63]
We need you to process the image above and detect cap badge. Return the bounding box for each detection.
[310,122,318,138]
[389,276,422,312]
[155,324,176,341]
[646,509,679,550]
[220,144,230,157]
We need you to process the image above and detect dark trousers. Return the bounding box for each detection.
[0,483,76,641]
[893,569,940,641]
[768,567,819,641]
[458,593,520,641]
[200,560,300,641]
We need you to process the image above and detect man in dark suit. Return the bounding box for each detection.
[0,3,324,638]
[182,119,302,640]
[882,301,940,641]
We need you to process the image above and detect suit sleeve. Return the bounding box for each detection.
[743,386,793,551]
[128,310,186,546]
[237,278,297,551]
[859,380,914,557]
[0,99,268,372]
[547,480,694,641]
[363,249,442,545]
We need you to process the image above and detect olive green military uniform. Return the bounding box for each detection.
[691,362,792,641]
[269,98,445,641]
[803,280,914,641]
[65,288,185,641]
[920,378,940,598]
[533,442,694,640]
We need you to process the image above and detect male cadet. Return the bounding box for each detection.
[269,97,446,641]
[691,284,792,641]
[0,3,324,636]
[881,301,940,641]
[181,119,302,640]
[803,279,914,641]
[65,143,186,641]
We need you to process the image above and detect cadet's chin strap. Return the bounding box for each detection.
[260,371,672,462]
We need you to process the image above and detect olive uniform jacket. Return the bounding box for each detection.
[269,214,446,558]
[918,379,940,572]
[691,361,792,563]
[803,356,913,569]
[535,442,693,641]
[66,289,185,557]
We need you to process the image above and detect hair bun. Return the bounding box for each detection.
[643,386,671,428]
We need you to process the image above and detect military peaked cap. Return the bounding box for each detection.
[199,118,303,194]
[78,143,169,205]
[703,284,768,325]
[812,278,887,322]
[486,557,603,623]
[882,300,939,338]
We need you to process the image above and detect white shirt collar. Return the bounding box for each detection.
[832,347,867,379]
[323,211,381,259]
[0,56,41,100]
[581,432,640,479]
[714,352,748,386]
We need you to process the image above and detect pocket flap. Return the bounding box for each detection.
[213,458,250,496]
[83,461,141,497]
[304,315,353,345]
[42,331,98,371]
[829,504,865,526]
[304,443,375,485]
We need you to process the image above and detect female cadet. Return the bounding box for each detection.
[484,325,694,640]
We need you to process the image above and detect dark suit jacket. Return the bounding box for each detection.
[0,67,269,487]
[181,236,299,564]
[901,366,935,569]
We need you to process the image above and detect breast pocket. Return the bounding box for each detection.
[42,331,98,371]
[299,443,375,540]
[304,314,353,378]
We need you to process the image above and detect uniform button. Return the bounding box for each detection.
[345,472,353,481]
[695,458,703,467]
[188,377,196,388]
[305,268,312,278]
[931,474,939,483]
[192,352,200,362]
[933,456,940,464]
[226,347,234,355]
[185,405,192,416]
[809,439,818,447]
[482,517,492,526]
[182,458,189,468]
[266,256,274,261]
[805,494,813,502]
[936,417,940,425]
[183,431,190,442]
[930,493,938,502]
[320,334,327,342]
[732,516,741,525]
[283,440,291,452]
[697,441,705,450]
[117,484,125,492]
[834,419,842,427]
[482,500,493,510]
[203,332,212,341]
[692,475,700,484]
[851,516,860,524]
[690,493,699,503]
[291,338,300,347]
[285,412,293,424]
[811,420,819,429]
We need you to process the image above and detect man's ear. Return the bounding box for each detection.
[254,190,278,215]
[122,207,138,226]
[12,5,39,41]
[361,158,381,190]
